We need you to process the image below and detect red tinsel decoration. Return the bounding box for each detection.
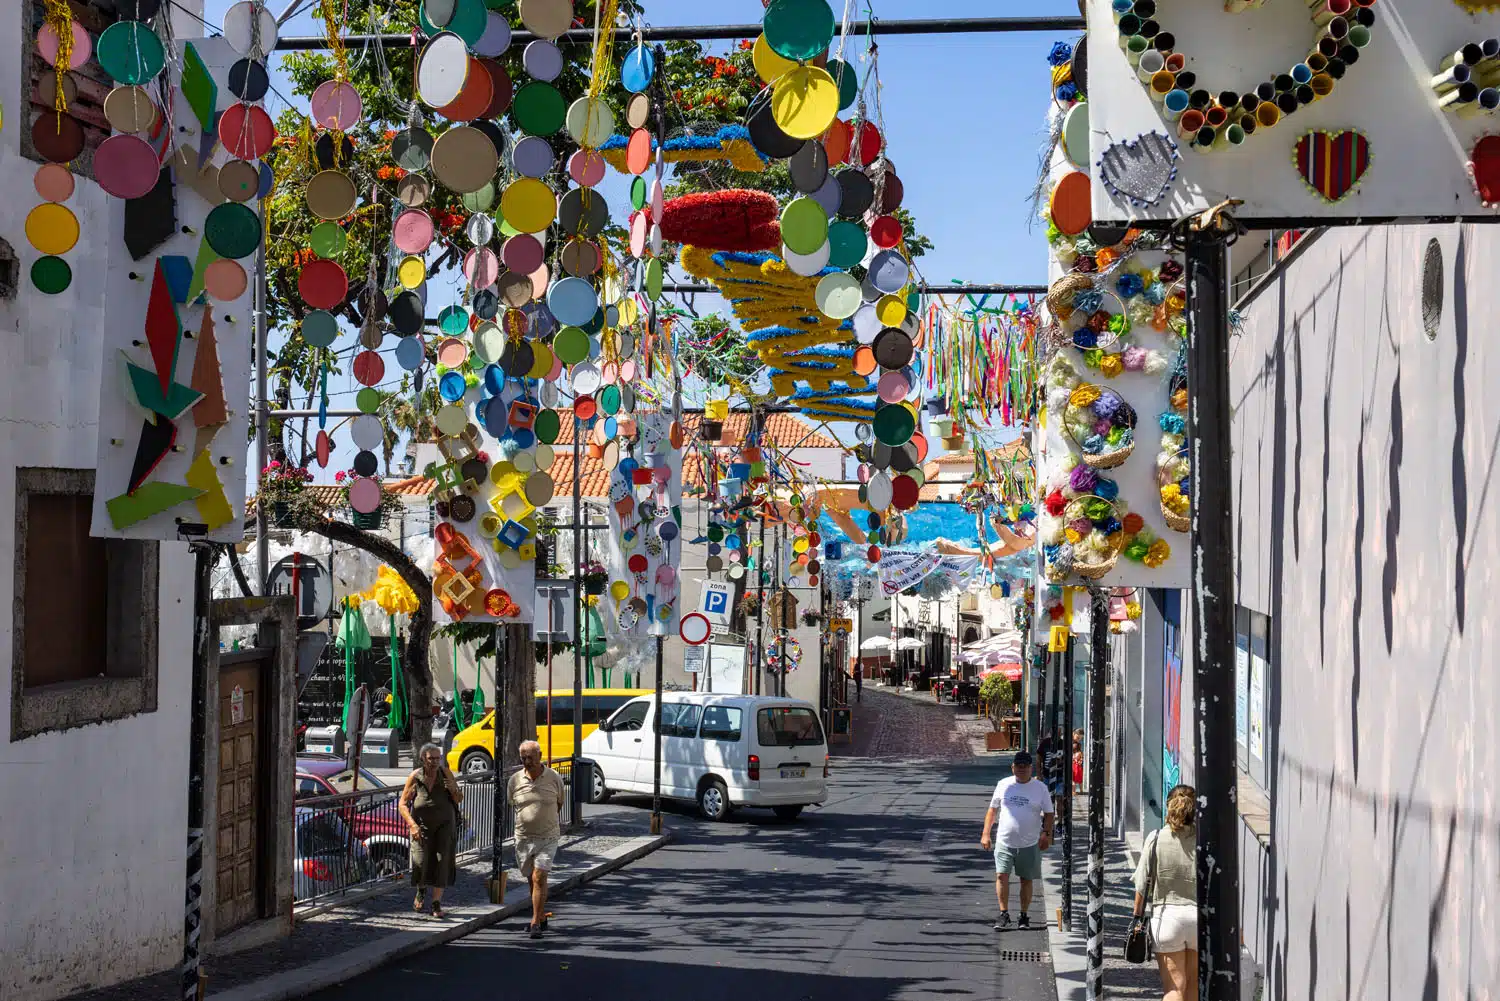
[660,189,781,252]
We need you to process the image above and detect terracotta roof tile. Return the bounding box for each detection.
[248,478,433,513]
[547,409,841,450]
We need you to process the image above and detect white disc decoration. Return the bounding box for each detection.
[223,0,279,58]
[565,97,616,147]
[866,469,893,511]
[351,414,384,451]
[417,32,470,109]
[569,361,602,395]
[436,404,468,437]
[782,240,830,277]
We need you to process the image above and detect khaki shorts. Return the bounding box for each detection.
[516,835,560,878]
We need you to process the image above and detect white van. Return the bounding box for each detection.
[580,692,828,821]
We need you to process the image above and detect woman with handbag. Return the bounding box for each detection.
[1126,784,1198,1001]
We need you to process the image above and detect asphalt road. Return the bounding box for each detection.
[305,756,1059,1001]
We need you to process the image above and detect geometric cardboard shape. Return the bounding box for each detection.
[105,481,205,529]
[185,449,234,530]
[126,358,203,419]
[181,42,218,133]
[145,259,183,394]
[190,309,229,431]
[129,413,178,492]
[159,254,194,303]
[124,167,177,261]
[189,234,221,304]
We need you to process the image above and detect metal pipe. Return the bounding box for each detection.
[268,409,365,418]
[178,542,214,1001]
[1061,620,1075,929]
[1086,586,1109,1001]
[571,413,585,823]
[663,282,1050,296]
[651,634,663,834]
[254,207,269,593]
[489,624,506,892]
[272,16,1088,50]
[1184,230,1242,1001]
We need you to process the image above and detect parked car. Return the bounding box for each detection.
[446,688,651,775]
[294,755,410,876]
[580,693,829,821]
[294,807,371,900]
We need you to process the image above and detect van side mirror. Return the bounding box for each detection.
[597,720,612,732]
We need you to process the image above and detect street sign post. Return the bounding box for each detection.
[830,617,853,636]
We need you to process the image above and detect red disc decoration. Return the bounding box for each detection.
[854,121,882,165]
[574,394,597,420]
[315,429,332,467]
[352,349,385,386]
[1470,135,1500,207]
[219,102,277,160]
[891,474,919,510]
[298,259,348,309]
[658,189,781,252]
[628,553,648,574]
[626,128,652,175]
[867,545,881,561]
[870,214,903,249]
[436,57,495,121]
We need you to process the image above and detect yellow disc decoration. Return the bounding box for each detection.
[875,294,907,327]
[397,255,427,289]
[770,65,840,141]
[753,33,796,85]
[500,177,558,234]
[25,202,80,255]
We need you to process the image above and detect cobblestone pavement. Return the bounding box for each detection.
[834,686,985,760]
[66,811,654,1001]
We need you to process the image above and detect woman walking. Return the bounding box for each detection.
[400,742,464,918]
[1133,784,1198,1001]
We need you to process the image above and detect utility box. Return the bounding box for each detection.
[362,727,400,768]
[431,723,457,756]
[305,725,345,757]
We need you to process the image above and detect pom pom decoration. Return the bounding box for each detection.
[660,190,782,252]
[597,124,768,174]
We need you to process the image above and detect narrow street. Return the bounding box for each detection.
[306,690,1057,1001]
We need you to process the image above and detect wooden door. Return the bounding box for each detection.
[216,660,264,934]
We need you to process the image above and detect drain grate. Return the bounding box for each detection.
[998,950,1052,963]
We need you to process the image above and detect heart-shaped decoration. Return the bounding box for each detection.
[1467,135,1500,207]
[1293,130,1371,203]
[1097,132,1180,208]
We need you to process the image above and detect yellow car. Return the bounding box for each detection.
[447,689,652,775]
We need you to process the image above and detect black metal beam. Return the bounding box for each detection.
[273,16,1086,50]
[664,283,1049,296]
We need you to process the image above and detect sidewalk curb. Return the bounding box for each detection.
[1039,852,1087,1001]
[211,833,671,1001]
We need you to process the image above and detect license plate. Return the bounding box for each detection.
[780,767,806,779]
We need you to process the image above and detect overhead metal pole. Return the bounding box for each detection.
[1184,227,1242,1001]
[272,16,1088,50]
[570,410,585,824]
[254,204,269,593]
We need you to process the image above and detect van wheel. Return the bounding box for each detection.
[459,749,493,775]
[590,768,612,804]
[698,779,730,821]
[773,805,804,821]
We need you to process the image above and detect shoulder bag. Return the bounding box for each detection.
[1123,831,1159,964]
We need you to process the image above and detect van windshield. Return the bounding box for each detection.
[756,707,824,747]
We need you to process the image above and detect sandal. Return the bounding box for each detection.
[431,901,444,919]
[413,890,425,913]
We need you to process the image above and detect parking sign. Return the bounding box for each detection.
[700,580,733,625]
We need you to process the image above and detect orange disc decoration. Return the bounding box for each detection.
[298,259,348,309]
[823,118,852,166]
[626,128,651,175]
[435,57,495,121]
[484,588,519,617]
[852,344,877,376]
[1049,171,1092,236]
[352,349,385,386]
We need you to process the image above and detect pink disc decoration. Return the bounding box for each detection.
[33,163,75,202]
[204,259,249,301]
[219,103,277,160]
[315,430,332,468]
[310,80,363,131]
[547,354,564,380]
[618,359,638,383]
[352,350,385,387]
[392,209,434,253]
[348,476,382,514]
[650,178,665,220]
[464,247,500,288]
[528,262,550,300]
[629,211,648,258]
[38,20,91,70]
[568,149,606,187]
[600,360,619,384]
[857,463,872,484]
[501,233,544,274]
[877,370,910,403]
[94,134,161,199]
[436,337,469,367]
[298,259,349,310]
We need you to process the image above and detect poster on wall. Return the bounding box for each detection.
[90,37,255,542]
[602,409,684,639]
[1250,649,1266,762]
[1163,614,1183,795]
[1236,634,1250,756]
[1084,0,1500,223]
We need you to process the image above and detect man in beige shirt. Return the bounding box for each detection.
[508,739,565,938]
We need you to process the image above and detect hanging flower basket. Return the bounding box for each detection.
[352,508,384,531]
[582,561,608,595]
[926,396,948,416]
[1158,445,1191,533]
[1063,383,1137,469]
[703,419,724,440]
[271,501,292,527]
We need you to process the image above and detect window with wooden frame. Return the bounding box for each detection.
[11,468,160,741]
[20,0,127,178]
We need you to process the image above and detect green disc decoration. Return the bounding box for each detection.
[780,196,829,255]
[534,408,561,444]
[630,175,646,210]
[97,21,166,85]
[553,325,589,364]
[357,387,383,414]
[872,404,916,446]
[827,220,867,269]
[763,0,835,62]
[511,81,567,136]
[827,58,858,110]
[461,181,497,213]
[439,305,468,335]
[30,255,72,294]
[599,384,621,415]
[310,221,347,258]
[645,257,663,299]
[301,310,338,347]
[204,202,262,259]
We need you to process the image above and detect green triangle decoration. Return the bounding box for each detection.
[181,43,218,135]
[106,482,205,529]
[127,357,204,420]
[188,234,220,305]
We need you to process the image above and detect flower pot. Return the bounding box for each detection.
[352,509,383,530]
[942,435,965,450]
[930,416,954,437]
[584,577,607,596]
[926,397,948,416]
[703,420,724,440]
[985,730,1011,752]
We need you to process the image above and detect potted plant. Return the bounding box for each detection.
[979,672,1016,752]
[800,610,822,627]
[259,460,312,526]
[737,593,761,619]
[581,560,608,595]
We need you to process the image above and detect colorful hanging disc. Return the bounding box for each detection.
[305,169,357,220]
[38,19,92,69]
[430,125,498,193]
[218,102,277,160]
[814,272,861,319]
[512,135,555,177]
[827,58,858,110]
[391,127,434,171]
[763,0,835,61]
[782,239,830,277]
[512,81,567,136]
[435,56,494,121]
[626,92,651,130]
[624,128,653,176]
[569,149,606,187]
[309,221,346,259]
[560,239,601,277]
[353,350,386,387]
[311,79,363,130]
[33,163,74,203]
[872,327,915,369]
[474,11,512,56]
[218,158,261,202]
[102,85,157,133]
[871,215,903,249]
[500,233,543,275]
[464,247,501,288]
[524,39,564,81]
[874,294,907,327]
[752,32,796,83]
[30,256,71,294]
[31,112,84,163]
[204,202,261,259]
[771,65,840,140]
[827,220,867,269]
[96,21,165,85]
[228,58,270,101]
[92,134,159,199]
[397,255,427,289]
[519,0,573,38]
[620,44,655,93]
[466,212,495,245]
[392,209,434,254]
[204,259,248,301]
[223,0,279,57]
[1049,170,1092,236]
[779,196,829,255]
[417,32,471,108]
[553,325,589,364]
[301,310,338,347]
[547,277,599,327]
[565,97,615,146]
[867,249,910,295]
[299,259,349,309]
[500,177,557,233]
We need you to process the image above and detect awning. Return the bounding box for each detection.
[980,663,1024,683]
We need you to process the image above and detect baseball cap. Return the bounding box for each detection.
[1012,750,1034,765]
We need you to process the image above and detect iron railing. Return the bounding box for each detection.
[292,765,575,907]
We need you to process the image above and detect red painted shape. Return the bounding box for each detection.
[145,258,182,396]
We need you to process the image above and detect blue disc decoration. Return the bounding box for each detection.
[258,161,275,198]
[726,534,742,549]
[438,370,467,401]
[620,45,655,93]
[511,427,536,449]
[483,363,506,395]
[395,335,424,370]
[439,305,468,335]
[546,276,600,327]
[482,395,508,436]
[603,416,617,437]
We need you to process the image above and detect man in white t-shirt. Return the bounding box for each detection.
[979,750,1055,930]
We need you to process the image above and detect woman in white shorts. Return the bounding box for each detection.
[1133,784,1197,1001]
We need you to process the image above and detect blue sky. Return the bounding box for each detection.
[215,0,1075,482]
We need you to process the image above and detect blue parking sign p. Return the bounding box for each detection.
[704,589,728,615]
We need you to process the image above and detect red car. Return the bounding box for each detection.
[294,754,410,876]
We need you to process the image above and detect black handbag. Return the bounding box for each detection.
[1124,832,1159,963]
